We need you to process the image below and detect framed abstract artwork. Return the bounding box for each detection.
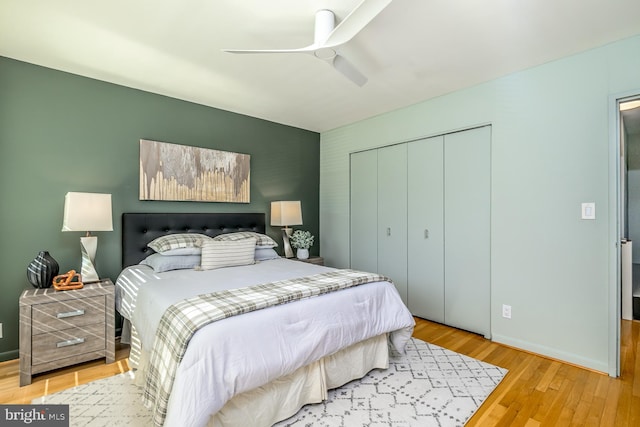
[139,139,250,203]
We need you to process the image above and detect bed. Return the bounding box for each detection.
[114,212,415,427]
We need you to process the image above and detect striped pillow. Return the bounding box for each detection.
[200,237,257,270]
[213,231,278,247]
[148,233,212,253]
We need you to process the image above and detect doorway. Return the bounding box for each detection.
[614,94,640,377]
[621,97,640,320]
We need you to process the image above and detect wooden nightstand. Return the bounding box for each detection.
[19,279,115,386]
[293,256,324,266]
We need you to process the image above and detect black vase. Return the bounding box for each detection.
[27,251,59,289]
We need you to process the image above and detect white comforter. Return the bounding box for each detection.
[115,258,415,427]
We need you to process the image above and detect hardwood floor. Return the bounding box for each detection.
[0,341,130,405]
[412,317,640,426]
[0,319,638,426]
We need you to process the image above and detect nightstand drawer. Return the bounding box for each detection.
[32,296,106,334]
[32,322,106,365]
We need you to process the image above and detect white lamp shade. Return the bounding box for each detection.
[270,201,303,226]
[62,192,113,232]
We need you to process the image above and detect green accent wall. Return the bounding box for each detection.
[0,56,320,361]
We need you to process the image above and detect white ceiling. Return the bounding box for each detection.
[2,0,640,132]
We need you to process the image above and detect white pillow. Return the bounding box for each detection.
[141,253,201,273]
[200,237,257,270]
[255,247,280,261]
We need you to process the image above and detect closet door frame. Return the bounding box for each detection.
[349,125,491,339]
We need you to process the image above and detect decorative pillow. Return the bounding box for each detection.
[140,253,201,273]
[159,247,202,256]
[212,231,278,247]
[255,247,280,261]
[148,233,212,253]
[200,237,257,270]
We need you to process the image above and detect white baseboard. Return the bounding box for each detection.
[491,334,609,374]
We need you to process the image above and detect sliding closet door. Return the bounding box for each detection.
[350,150,378,273]
[377,144,408,303]
[407,136,445,321]
[444,126,491,338]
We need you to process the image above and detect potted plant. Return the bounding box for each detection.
[290,230,314,260]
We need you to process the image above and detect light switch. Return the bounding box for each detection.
[581,202,596,220]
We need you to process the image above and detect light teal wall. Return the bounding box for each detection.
[320,34,640,372]
[0,57,320,361]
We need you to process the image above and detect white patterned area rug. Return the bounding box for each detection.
[33,338,506,427]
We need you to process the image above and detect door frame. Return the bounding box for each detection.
[609,90,640,377]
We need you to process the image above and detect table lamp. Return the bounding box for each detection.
[62,192,113,282]
[270,201,302,258]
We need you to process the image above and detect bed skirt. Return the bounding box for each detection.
[131,333,389,427]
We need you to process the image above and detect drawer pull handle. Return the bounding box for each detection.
[57,309,85,319]
[56,337,85,348]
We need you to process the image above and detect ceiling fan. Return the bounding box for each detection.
[222,0,393,86]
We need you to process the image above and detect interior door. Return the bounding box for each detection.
[377,144,408,303]
[350,150,378,273]
[408,136,445,321]
[444,126,491,338]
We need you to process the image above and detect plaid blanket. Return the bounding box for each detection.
[142,269,389,426]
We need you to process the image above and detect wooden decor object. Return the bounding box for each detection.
[52,270,84,291]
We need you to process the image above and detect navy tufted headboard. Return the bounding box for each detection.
[121,212,266,268]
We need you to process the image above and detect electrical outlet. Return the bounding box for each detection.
[0,323,3,339]
[502,304,512,319]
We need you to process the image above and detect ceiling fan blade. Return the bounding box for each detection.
[223,45,317,54]
[333,54,368,86]
[323,0,392,48]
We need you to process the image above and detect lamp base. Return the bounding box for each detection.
[80,236,100,282]
[282,227,294,258]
